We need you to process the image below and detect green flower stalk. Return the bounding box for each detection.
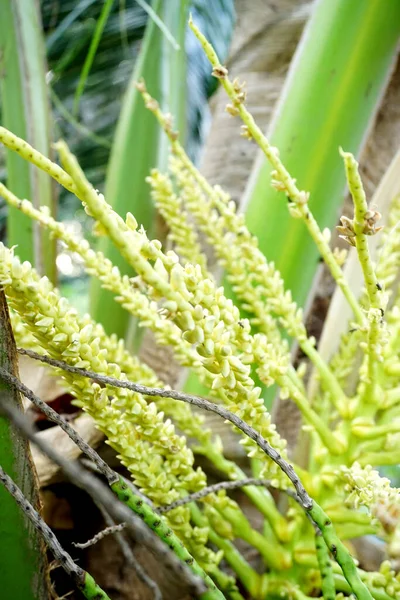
[314,530,336,600]
[340,151,383,308]
[187,16,365,329]
[0,126,78,194]
[111,476,225,600]
[307,502,373,600]
[340,151,387,410]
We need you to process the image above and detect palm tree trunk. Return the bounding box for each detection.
[0,291,48,599]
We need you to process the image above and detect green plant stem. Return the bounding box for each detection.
[200,443,290,542]
[219,505,291,570]
[299,208,365,325]
[351,421,400,440]
[0,463,110,600]
[315,530,336,600]
[73,0,115,115]
[358,450,400,467]
[341,150,384,408]
[363,317,381,405]
[190,504,260,599]
[308,503,373,600]
[81,574,111,600]
[326,510,373,526]
[111,477,225,600]
[335,524,377,540]
[299,339,349,416]
[0,127,78,193]
[333,574,392,600]
[285,370,347,454]
[341,151,380,307]
[206,566,245,600]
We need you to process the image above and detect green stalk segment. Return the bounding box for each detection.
[0,0,55,279]
[111,477,226,600]
[190,503,258,599]
[242,0,400,313]
[81,573,112,600]
[219,505,290,570]
[198,443,289,541]
[341,150,380,307]
[315,531,336,600]
[309,503,373,600]
[333,575,392,600]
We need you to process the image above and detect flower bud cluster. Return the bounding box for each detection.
[1,183,287,476]
[166,156,355,419]
[147,169,208,278]
[0,244,211,543]
[342,463,400,535]
[362,561,400,600]
[78,311,212,448]
[0,192,212,449]
[59,152,287,478]
[9,309,39,350]
[169,155,303,347]
[2,243,266,569]
[166,260,287,475]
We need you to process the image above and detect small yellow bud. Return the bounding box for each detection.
[126,212,138,230]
